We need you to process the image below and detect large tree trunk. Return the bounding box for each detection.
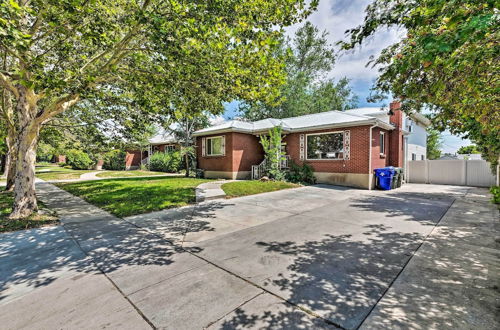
[0,154,5,174]
[9,125,40,219]
[9,87,40,219]
[4,134,17,191]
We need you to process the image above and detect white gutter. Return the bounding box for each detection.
[192,127,252,137]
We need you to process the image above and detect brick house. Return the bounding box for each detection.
[193,102,418,189]
[125,131,181,169]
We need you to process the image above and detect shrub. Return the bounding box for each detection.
[260,126,285,180]
[103,150,126,170]
[36,143,55,162]
[490,186,500,204]
[66,149,93,170]
[286,161,316,184]
[149,151,182,173]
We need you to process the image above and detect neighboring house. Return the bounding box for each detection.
[438,153,458,160]
[404,112,431,162]
[457,153,482,160]
[193,102,413,189]
[53,155,66,163]
[125,131,181,169]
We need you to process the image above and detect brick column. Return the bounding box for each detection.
[388,101,404,167]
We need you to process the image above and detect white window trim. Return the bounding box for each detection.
[380,132,386,155]
[305,131,345,161]
[164,144,176,153]
[205,135,225,157]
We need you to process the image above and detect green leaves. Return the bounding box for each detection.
[1,0,316,124]
[341,0,499,165]
[260,126,286,180]
[426,128,443,160]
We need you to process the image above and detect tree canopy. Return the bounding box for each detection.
[457,145,480,155]
[341,0,499,165]
[0,0,317,218]
[240,22,358,120]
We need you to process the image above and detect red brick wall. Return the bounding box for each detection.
[231,133,264,172]
[284,126,371,174]
[196,133,264,172]
[388,101,404,167]
[125,150,142,167]
[197,133,233,172]
[54,155,66,163]
[371,127,390,170]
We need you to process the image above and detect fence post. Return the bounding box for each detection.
[497,165,499,186]
[464,159,468,186]
[425,160,429,184]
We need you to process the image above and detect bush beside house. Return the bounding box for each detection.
[103,150,126,171]
[66,149,94,170]
[149,151,182,173]
[286,162,316,184]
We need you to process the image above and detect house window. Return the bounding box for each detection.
[412,153,417,161]
[206,136,224,156]
[380,132,385,155]
[306,132,344,160]
[421,155,425,160]
[165,145,175,153]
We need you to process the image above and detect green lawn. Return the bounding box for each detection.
[96,170,169,178]
[222,180,300,198]
[0,191,59,233]
[56,176,212,217]
[35,165,94,181]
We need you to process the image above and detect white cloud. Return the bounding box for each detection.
[286,0,403,82]
[209,115,226,126]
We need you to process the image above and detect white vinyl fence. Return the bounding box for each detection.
[407,160,498,187]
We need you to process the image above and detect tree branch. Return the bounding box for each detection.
[0,73,19,98]
[36,94,80,125]
[0,43,27,68]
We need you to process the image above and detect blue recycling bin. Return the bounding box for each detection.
[374,167,395,190]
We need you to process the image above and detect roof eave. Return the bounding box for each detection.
[193,118,395,136]
[289,119,394,133]
[149,140,179,145]
[192,127,252,137]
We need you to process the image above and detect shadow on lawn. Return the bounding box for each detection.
[217,188,475,329]
[55,176,207,217]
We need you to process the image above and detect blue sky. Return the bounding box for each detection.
[222,0,470,153]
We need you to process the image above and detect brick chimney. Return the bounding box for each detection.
[388,101,404,167]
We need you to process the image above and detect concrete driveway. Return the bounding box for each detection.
[1,183,497,329]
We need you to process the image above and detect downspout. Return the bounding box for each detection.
[368,123,377,190]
